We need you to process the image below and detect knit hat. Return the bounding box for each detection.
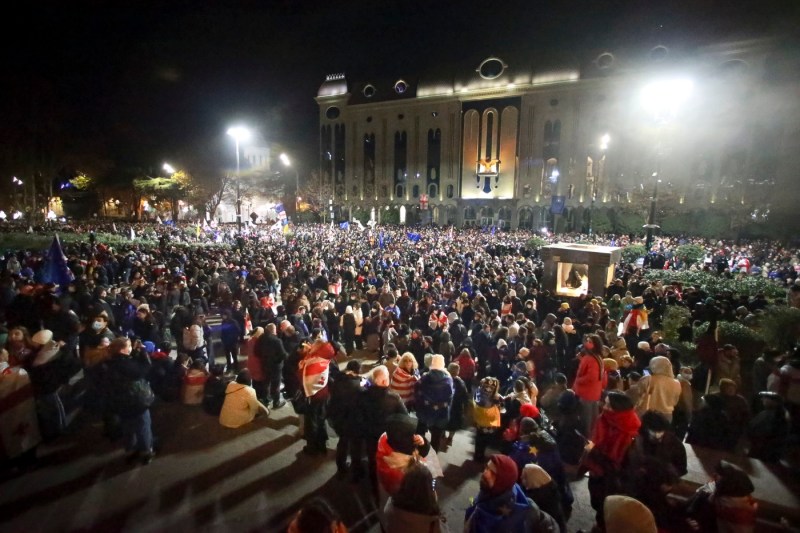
[143,341,156,354]
[604,495,657,533]
[496,339,507,349]
[519,403,540,419]
[385,414,419,455]
[607,390,634,411]
[345,306,353,314]
[32,329,54,346]
[137,304,150,313]
[487,454,518,496]
[429,354,446,371]
[559,302,569,310]
[520,464,552,490]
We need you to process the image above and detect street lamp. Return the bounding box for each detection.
[163,163,175,175]
[279,153,300,218]
[226,126,251,235]
[640,79,692,251]
[589,133,609,236]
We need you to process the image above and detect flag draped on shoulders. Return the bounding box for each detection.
[299,341,335,398]
[0,366,41,460]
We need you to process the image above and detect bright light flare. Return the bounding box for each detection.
[640,79,693,121]
[600,133,610,150]
[226,126,251,142]
[280,153,291,166]
[163,163,175,174]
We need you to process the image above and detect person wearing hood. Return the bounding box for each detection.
[27,329,70,441]
[686,393,736,451]
[520,464,567,533]
[383,462,449,533]
[603,495,657,533]
[634,355,682,422]
[581,391,642,531]
[415,354,454,451]
[465,454,559,533]
[686,460,757,533]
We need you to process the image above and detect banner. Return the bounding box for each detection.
[338,221,350,230]
[406,232,421,243]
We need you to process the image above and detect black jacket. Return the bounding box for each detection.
[360,385,408,440]
[328,373,364,437]
[258,332,287,368]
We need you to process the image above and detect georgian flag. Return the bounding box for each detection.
[0,366,41,460]
[299,341,335,398]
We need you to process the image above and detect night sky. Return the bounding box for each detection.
[1,0,795,182]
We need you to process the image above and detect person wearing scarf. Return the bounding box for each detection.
[581,390,641,531]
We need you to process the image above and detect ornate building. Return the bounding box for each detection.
[316,37,799,231]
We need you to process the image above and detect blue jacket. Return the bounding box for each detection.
[414,369,453,428]
[465,484,558,533]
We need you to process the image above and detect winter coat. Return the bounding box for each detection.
[573,353,607,402]
[635,356,681,418]
[219,382,268,428]
[415,369,454,429]
[383,499,448,533]
[584,408,641,477]
[465,484,559,533]
[360,385,408,441]
[328,373,364,437]
[258,332,288,369]
[447,376,469,431]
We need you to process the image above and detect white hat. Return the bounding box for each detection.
[32,329,54,346]
[447,312,458,324]
[429,354,446,371]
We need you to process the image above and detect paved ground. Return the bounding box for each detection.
[0,381,596,533]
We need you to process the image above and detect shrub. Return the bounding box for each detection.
[694,320,765,360]
[758,306,800,351]
[670,341,699,367]
[622,244,647,264]
[526,236,548,252]
[662,305,691,344]
[643,270,786,300]
[612,210,645,235]
[674,244,705,267]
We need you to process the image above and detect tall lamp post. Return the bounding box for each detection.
[640,79,693,252]
[226,126,251,235]
[279,153,299,219]
[589,133,610,236]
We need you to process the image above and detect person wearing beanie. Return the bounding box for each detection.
[581,390,641,530]
[603,495,656,533]
[375,413,437,496]
[634,355,682,421]
[415,354,454,451]
[687,460,757,533]
[465,454,559,533]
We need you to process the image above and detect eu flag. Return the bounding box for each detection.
[39,235,75,289]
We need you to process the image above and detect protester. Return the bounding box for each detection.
[219,369,269,428]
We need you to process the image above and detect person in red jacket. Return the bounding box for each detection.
[581,391,641,532]
[573,334,608,438]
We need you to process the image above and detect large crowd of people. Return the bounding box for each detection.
[1,220,799,532]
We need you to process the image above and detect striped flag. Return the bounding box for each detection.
[0,367,41,460]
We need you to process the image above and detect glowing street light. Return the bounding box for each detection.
[640,78,693,251]
[280,153,300,217]
[227,126,252,236]
[163,163,176,174]
[599,133,610,151]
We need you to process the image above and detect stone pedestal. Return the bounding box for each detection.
[540,243,622,297]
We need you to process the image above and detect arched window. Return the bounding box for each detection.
[446,184,455,198]
[464,206,477,221]
[428,183,438,197]
[412,184,420,198]
[395,184,406,198]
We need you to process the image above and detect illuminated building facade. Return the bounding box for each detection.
[316,37,799,230]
